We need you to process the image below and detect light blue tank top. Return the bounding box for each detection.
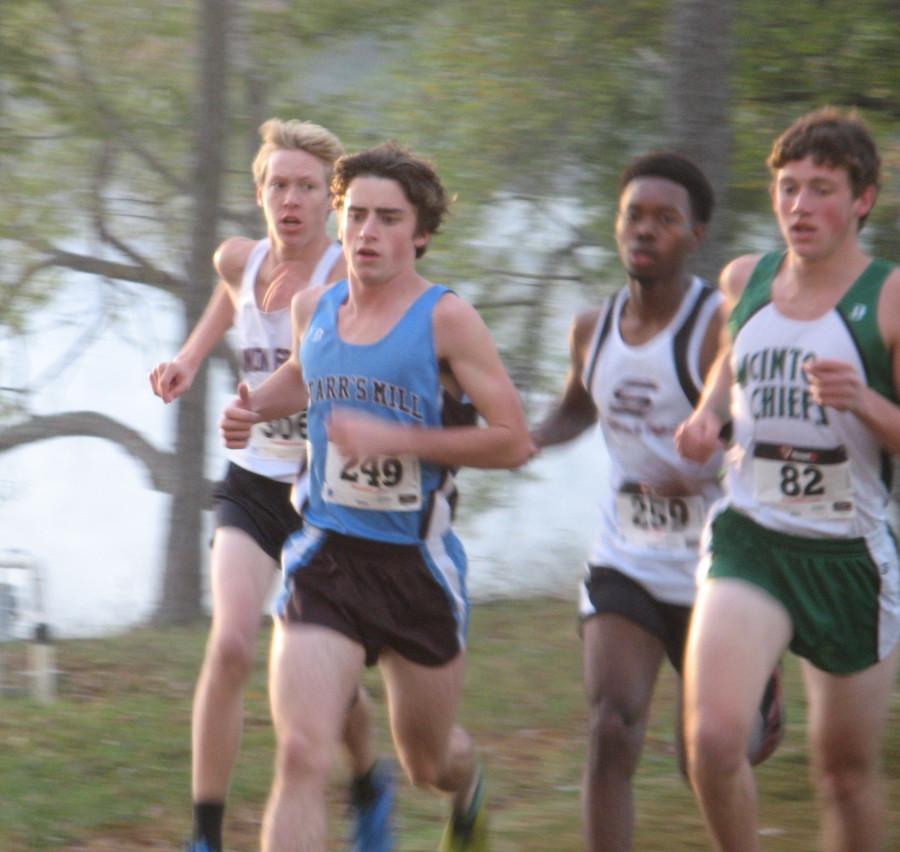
[300,280,456,544]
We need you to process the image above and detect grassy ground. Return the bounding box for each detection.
[0,596,897,851]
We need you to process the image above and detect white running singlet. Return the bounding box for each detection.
[226,239,342,482]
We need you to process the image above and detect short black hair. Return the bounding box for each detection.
[619,152,715,225]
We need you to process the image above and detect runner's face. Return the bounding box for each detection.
[616,177,699,286]
[340,176,427,285]
[771,156,874,262]
[257,149,331,249]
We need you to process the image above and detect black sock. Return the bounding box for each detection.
[193,801,224,851]
[350,761,379,805]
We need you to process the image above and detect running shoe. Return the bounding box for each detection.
[349,759,394,852]
[439,765,487,851]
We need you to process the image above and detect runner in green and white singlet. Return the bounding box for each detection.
[676,107,900,852]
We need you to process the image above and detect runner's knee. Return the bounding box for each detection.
[585,700,644,772]
[207,628,256,682]
[274,728,333,783]
[397,748,444,789]
[687,709,749,779]
[809,749,874,806]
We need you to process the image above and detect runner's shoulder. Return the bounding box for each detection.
[214,236,258,287]
[877,263,900,342]
[292,283,331,336]
[573,305,605,340]
[568,304,607,364]
[720,253,763,303]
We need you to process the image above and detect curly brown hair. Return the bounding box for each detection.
[331,143,450,258]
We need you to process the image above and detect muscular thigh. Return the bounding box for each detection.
[379,650,465,761]
[210,527,277,636]
[802,642,900,766]
[686,578,790,727]
[269,621,365,741]
[583,614,666,718]
[582,565,691,669]
[707,506,894,673]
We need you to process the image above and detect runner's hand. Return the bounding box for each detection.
[220,383,262,449]
[804,358,864,413]
[149,359,196,404]
[327,407,401,459]
[675,408,722,464]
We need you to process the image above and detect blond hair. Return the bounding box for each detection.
[251,118,344,187]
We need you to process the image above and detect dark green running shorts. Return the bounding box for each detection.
[706,507,889,674]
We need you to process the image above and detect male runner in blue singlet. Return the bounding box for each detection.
[221,143,533,851]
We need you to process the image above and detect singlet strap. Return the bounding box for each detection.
[836,258,897,490]
[728,251,783,339]
[239,239,270,303]
[412,283,452,315]
[673,280,717,407]
[309,278,348,328]
[836,258,895,403]
[582,293,618,391]
[310,242,343,286]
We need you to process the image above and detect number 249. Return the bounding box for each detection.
[340,457,403,488]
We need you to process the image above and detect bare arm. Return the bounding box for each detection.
[149,281,234,403]
[148,237,251,403]
[697,293,725,383]
[805,268,900,454]
[326,293,534,469]
[531,308,600,449]
[675,255,756,463]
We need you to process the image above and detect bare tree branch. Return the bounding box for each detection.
[24,240,186,295]
[0,259,58,320]
[89,140,169,275]
[0,411,214,506]
[482,269,585,283]
[474,298,541,310]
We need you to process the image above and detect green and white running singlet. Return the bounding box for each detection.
[702,252,900,669]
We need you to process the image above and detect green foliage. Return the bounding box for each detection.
[347,2,673,390]
[0,0,198,329]
[3,0,900,387]
[730,0,900,247]
[341,0,672,278]
[735,1,900,112]
[378,1,667,196]
[4,1,900,305]
[2,0,667,395]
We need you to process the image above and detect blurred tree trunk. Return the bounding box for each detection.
[152,0,231,624]
[664,0,734,281]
